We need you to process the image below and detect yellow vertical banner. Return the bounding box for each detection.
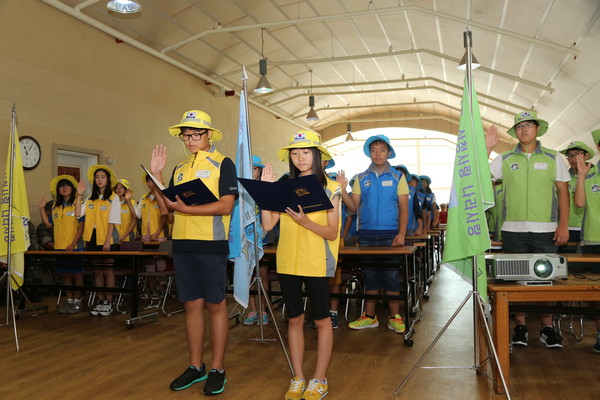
[0,124,31,289]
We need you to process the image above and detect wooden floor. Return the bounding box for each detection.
[1,266,599,400]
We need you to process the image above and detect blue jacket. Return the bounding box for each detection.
[357,164,402,233]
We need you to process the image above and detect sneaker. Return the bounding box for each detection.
[89,300,103,316]
[203,369,226,396]
[301,378,328,400]
[348,313,379,330]
[388,314,406,334]
[243,311,258,326]
[539,326,563,349]
[330,312,339,329]
[260,311,269,325]
[594,334,600,354]
[285,377,306,400]
[98,300,114,317]
[69,299,83,314]
[59,299,74,314]
[511,324,528,347]
[170,365,207,391]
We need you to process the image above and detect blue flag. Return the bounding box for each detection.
[443,77,494,301]
[229,86,263,308]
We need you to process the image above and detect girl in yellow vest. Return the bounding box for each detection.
[75,165,121,317]
[135,173,167,241]
[39,175,84,314]
[114,179,138,243]
[261,131,341,400]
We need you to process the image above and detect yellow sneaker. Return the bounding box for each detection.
[348,313,379,330]
[285,377,306,400]
[388,314,406,334]
[301,378,328,400]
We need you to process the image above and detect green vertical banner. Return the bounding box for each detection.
[443,77,495,301]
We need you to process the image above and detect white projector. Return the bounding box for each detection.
[485,254,568,282]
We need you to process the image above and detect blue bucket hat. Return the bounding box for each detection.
[394,164,409,176]
[326,159,335,169]
[252,155,265,168]
[363,134,396,159]
[419,175,431,185]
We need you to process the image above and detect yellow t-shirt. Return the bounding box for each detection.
[276,177,341,277]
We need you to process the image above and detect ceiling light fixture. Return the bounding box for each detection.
[107,0,142,14]
[306,70,319,121]
[345,105,354,141]
[254,29,273,94]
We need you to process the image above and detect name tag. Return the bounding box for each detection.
[196,170,210,178]
[534,163,548,170]
[66,211,75,217]
[382,180,393,187]
[99,205,109,211]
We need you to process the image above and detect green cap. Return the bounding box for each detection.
[507,110,548,138]
[559,141,595,158]
[592,129,600,145]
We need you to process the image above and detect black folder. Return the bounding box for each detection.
[141,165,218,206]
[238,174,333,214]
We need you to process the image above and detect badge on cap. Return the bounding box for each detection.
[186,112,196,119]
[294,132,306,140]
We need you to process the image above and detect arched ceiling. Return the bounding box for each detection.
[43,0,600,154]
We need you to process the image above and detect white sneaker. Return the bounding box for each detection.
[69,299,83,314]
[90,300,103,316]
[98,300,114,317]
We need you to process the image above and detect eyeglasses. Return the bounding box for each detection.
[179,129,208,141]
[514,122,537,130]
[566,151,584,159]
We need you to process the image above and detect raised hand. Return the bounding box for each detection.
[336,170,348,191]
[575,153,591,176]
[261,162,276,183]
[151,144,167,176]
[39,197,47,209]
[125,188,133,201]
[485,125,499,155]
[77,179,86,196]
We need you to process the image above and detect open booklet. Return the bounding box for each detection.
[141,165,218,206]
[238,174,333,214]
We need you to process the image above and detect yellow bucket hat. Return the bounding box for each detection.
[168,110,223,141]
[559,141,595,158]
[592,129,600,145]
[49,175,78,196]
[116,178,132,190]
[87,164,118,189]
[278,130,332,162]
[507,110,548,138]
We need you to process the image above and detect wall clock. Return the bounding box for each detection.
[19,135,41,170]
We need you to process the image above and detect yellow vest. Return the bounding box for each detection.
[83,193,119,245]
[139,194,164,238]
[276,178,341,277]
[116,199,137,242]
[171,149,231,241]
[52,203,80,250]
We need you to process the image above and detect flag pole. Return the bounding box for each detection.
[238,68,294,374]
[4,104,21,351]
[395,30,511,398]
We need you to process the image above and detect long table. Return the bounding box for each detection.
[24,250,169,329]
[486,254,600,394]
[263,245,419,346]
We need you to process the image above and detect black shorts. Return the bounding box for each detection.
[173,252,227,304]
[278,274,330,320]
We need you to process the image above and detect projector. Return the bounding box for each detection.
[485,254,568,282]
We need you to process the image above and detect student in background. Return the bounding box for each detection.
[243,155,270,326]
[573,129,600,353]
[39,175,84,314]
[560,141,595,244]
[114,179,137,243]
[136,174,168,242]
[338,134,408,335]
[75,165,121,317]
[261,130,340,400]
